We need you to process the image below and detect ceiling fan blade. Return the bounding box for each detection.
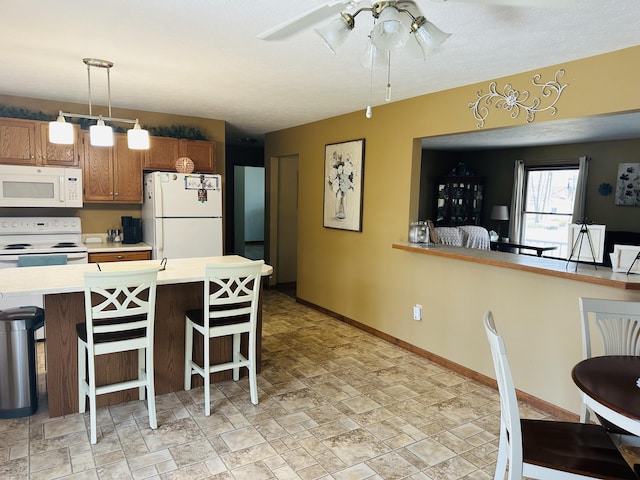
[434,0,576,7]
[396,1,423,18]
[258,1,360,41]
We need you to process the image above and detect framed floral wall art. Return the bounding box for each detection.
[615,163,640,206]
[323,139,365,231]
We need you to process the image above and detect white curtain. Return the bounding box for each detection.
[572,155,589,222]
[509,160,524,242]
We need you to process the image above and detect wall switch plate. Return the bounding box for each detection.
[413,304,422,321]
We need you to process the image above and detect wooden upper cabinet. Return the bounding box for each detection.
[113,134,142,203]
[0,118,38,165]
[143,136,180,171]
[179,139,215,173]
[81,131,114,202]
[39,123,79,166]
[143,135,215,173]
[81,132,142,203]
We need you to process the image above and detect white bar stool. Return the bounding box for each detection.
[77,267,159,444]
[184,260,263,416]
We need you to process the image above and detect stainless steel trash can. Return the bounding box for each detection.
[0,306,45,418]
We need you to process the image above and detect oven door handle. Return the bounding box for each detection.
[0,252,88,264]
[64,252,88,262]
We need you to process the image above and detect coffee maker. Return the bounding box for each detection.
[121,216,142,244]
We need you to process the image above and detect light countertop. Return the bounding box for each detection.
[0,256,273,298]
[82,234,151,253]
[393,242,640,290]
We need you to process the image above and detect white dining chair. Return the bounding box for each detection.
[77,267,159,444]
[579,296,640,443]
[484,311,637,480]
[184,260,263,416]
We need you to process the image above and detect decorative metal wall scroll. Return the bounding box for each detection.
[469,69,568,128]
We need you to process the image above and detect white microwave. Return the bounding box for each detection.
[0,165,83,208]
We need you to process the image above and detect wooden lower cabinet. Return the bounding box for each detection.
[88,250,151,263]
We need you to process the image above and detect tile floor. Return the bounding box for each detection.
[1,290,637,479]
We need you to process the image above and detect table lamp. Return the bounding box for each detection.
[491,205,509,241]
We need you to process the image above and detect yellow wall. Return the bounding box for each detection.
[264,46,640,413]
[0,93,226,234]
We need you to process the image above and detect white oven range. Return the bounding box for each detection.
[0,217,88,312]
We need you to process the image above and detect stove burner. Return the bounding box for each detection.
[4,243,32,250]
[53,242,77,248]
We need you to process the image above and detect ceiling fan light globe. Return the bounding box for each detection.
[414,18,451,52]
[361,40,391,69]
[370,6,410,51]
[315,15,353,54]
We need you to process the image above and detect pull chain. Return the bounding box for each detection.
[386,50,392,102]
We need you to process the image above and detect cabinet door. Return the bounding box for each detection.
[39,122,79,166]
[81,132,114,202]
[143,136,179,171]
[179,139,215,173]
[0,118,38,165]
[113,134,143,203]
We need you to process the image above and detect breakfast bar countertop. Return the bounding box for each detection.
[0,255,274,298]
[392,242,640,290]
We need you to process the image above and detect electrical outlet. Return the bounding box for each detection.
[413,304,422,321]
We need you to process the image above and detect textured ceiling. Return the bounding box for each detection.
[0,0,638,147]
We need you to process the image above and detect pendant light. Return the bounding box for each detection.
[49,58,149,149]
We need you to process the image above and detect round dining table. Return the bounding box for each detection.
[572,355,640,436]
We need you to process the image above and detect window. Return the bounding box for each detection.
[521,166,579,258]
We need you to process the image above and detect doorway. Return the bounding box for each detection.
[269,155,298,296]
[234,165,265,260]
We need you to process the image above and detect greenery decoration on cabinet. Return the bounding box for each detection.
[435,163,484,227]
[0,105,208,140]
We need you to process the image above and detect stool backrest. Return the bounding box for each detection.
[83,268,158,347]
[203,261,264,326]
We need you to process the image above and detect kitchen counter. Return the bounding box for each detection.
[82,234,152,253]
[0,255,271,297]
[0,256,273,417]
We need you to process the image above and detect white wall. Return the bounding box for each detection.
[244,166,265,242]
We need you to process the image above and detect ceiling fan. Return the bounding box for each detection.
[258,1,454,118]
[257,0,567,42]
[257,0,568,118]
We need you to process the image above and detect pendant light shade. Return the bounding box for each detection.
[89,117,114,147]
[127,120,150,149]
[48,112,74,145]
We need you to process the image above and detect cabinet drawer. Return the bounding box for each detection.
[88,251,151,263]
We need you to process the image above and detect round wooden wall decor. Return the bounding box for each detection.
[175,157,194,173]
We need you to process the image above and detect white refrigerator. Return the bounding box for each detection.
[142,171,223,259]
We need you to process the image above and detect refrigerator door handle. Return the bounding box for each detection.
[157,218,164,258]
[156,177,164,258]
[156,176,164,219]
